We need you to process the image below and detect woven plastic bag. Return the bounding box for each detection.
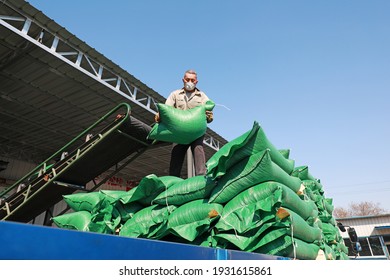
[216,182,318,234]
[119,204,176,239]
[63,192,105,213]
[206,121,295,179]
[52,211,92,231]
[148,100,215,145]
[209,149,304,204]
[88,206,121,234]
[98,190,143,221]
[321,222,342,244]
[153,175,216,206]
[278,149,291,159]
[121,174,183,206]
[322,243,337,260]
[99,190,128,203]
[254,229,322,260]
[168,199,223,242]
[275,207,323,244]
[291,165,316,181]
[302,179,324,194]
[214,222,275,251]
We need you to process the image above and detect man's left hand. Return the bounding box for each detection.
[206,111,213,123]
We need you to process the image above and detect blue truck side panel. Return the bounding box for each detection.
[0,221,288,260]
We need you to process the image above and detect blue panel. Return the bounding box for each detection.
[375,226,390,229]
[0,221,286,260]
[227,249,290,260]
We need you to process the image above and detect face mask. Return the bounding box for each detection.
[184,82,195,91]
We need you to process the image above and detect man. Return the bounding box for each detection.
[155,69,213,177]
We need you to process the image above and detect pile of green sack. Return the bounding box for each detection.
[52,121,349,260]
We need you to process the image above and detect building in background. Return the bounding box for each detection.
[337,214,390,260]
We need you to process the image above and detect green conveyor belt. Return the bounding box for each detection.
[0,103,155,223]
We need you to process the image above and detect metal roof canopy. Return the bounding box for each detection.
[0,0,227,181]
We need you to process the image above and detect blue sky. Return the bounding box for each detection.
[27,0,390,210]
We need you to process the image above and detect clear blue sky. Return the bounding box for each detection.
[27,0,390,210]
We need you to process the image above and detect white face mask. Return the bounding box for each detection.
[184,82,196,91]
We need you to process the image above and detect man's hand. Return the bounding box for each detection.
[206,111,213,123]
[154,113,160,123]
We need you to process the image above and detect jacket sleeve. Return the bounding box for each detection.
[165,92,176,107]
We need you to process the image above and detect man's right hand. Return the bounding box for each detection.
[154,113,160,123]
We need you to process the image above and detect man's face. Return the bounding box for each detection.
[182,73,198,86]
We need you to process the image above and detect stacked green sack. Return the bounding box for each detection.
[201,121,328,259]
[291,166,349,260]
[52,174,224,245]
[52,191,125,234]
[204,121,351,259]
[206,121,295,178]
[52,120,347,260]
[52,174,183,236]
[212,182,323,259]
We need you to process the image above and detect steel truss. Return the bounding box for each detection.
[0,3,220,151]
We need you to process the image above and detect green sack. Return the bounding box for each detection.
[278,149,291,159]
[115,202,143,222]
[119,204,176,239]
[255,230,322,260]
[168,199,223,242]
[321,222,341,244]
[63,192,105,213]
[303,187,323,206]
[52,211,92,231]
[206,121,295,179]
[324,198,334,214]
[338,251,350,260]
[88,205,121,234]
[98,190,143,221]
[276,207,323,244]
[99,190,128,204]
[332,242,350,260]
[322,243,337,260]
[336,240,349,254]
[214,222,275,251]
[291,166,316,181]
[216,183,279,234]
[209,149,303,204]
[216,182,318,234]
[121,174,183,206]
[148,100,215,145]
[216,216,321,255]
[316,199,335,219]
[302,179,324,194]
[153,175,216,206]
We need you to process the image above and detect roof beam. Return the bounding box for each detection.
[0,6,221,151]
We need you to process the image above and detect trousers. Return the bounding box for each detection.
[169,135,206,177]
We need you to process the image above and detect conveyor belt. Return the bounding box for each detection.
[0,103,154,223]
